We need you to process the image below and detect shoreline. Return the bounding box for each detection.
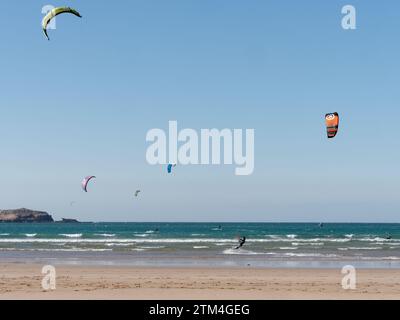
[2,250,400,269]
[1,263,400,299]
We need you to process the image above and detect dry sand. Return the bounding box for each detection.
[0,263,400,299]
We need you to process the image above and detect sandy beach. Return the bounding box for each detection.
[0,264,399,300]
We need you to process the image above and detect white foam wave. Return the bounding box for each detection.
[95,233,115,237]
[283,253,338,258]
[358,237,396,242]
[223,248,260,255]
[1,248,112,252]
[292,242,324,246]
[105,243,134,247]
[347,247,382,250]
[0,237,384,245]
[60,234,82,238]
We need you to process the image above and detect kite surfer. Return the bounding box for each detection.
[235,236,246,249]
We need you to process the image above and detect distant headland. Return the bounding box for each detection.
[0,208,80,223]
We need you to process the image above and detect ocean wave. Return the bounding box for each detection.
[50,248,112,252]
[60,234,82,238]
[347,247,383,250]
[0,237,352,244]
[357,237,398,242]
[0,248,112,252]
[94,233,115,237]
[375,242,400,246]
[246,237,350,243]
[0,233,10,236]
[292,242,324,246]
[345,234,354,238]
[134,234,150,237]
[286,234,297,239]
[358,256,400,261]
[283,253,338,258]
[0,236,393,245]
[222,248,260,255]
[25,234,37,238]
[105,243,134,247]
[193,246,209,249]
[279,247,298,250]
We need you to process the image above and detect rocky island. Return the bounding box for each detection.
[0,208,54,223]
[0,209,81,223]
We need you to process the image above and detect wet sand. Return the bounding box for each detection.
[0,263,400,299]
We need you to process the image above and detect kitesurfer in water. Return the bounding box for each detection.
[235,236,246,249]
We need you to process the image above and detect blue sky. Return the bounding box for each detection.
[0,0,400,222]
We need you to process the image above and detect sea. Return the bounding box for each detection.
[1,222,400,268]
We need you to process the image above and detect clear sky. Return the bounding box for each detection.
[0,0,399,222]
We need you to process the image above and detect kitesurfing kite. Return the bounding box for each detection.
[81,176,96,192]
[325,112,339,139]
[167,164,176,174]
[42,7,82,40]
[134,190,141,197]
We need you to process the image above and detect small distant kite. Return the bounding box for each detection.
[134,190,141,197]
[82,176,96,192]
[42,7,82,40]
[325,112,339,139]
[167,164,176,174]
